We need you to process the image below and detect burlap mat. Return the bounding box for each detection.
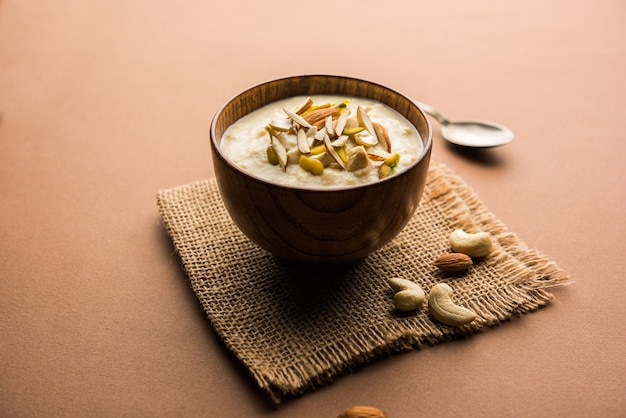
[156,161,568,404]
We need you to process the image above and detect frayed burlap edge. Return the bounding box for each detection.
[156,161,569,404]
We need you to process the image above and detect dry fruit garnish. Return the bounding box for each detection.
[378,153,400,179]
[265,97,398,178]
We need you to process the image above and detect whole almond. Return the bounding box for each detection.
[337,405,388,418]
[434,253,473,272]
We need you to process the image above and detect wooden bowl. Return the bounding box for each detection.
[210,75,432,265]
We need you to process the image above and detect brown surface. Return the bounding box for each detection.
[1,1,624,417]
[156,162,568,404]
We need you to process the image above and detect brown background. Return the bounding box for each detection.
[1,1,625,417]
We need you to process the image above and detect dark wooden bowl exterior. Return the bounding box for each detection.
[210,75,432,264]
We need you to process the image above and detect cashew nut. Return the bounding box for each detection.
[388,278,425,311]
[427,283,477,326]
[449,228,492,257]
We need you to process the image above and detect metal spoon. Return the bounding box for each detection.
[415,101,514,148]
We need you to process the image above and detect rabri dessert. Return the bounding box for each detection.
[220,95,423,189]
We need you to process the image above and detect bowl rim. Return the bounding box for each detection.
[210,74,433,192]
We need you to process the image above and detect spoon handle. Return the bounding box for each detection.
[413,101,449,125]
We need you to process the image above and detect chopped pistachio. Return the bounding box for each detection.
[342,126,365,136]
[378,163,396,179]
[385,153,401,167]
[266,146,279,165]
[337,146,348,164]
[310,144,326,155]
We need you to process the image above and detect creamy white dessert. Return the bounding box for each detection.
[220,95,423,189]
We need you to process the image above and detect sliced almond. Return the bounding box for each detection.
[286,147,301,165]
[332,135,350,147]
[306,126,318,139]
[307,126,319,147]
[334,110,350,136]
[314,119,328,130]
[373,122,391,152]
[295,96,313,115]
[314,126,327,141]
[270,134,288,171]
[356,105,376,136]
[273,131,291,147]
[344,117,359,131]
[268,118,293,132]
[323,135,345,170]
[310,144,326,155]
[297,128,310,154]
[283,106,312,129]
[325,115,334,137]
[367,153,386,162]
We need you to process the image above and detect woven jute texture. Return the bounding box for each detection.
[156,161,568,404]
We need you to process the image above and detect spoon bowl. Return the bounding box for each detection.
[415,101,514,148]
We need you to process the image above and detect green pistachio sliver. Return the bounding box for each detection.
[385,153,401,167]
[337,146,348,164]
[310,144,326,155]
[266,146,279,165]
[379,164,389,178]
[343,126,365,136]
[378,163,396,179]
